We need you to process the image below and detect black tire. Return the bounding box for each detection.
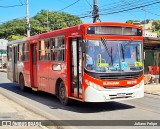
[19,74,26,92]
[59,81,71,105]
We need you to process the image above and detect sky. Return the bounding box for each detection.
[0,0,160,24]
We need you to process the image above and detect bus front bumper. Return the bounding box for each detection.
[84,84,144,102]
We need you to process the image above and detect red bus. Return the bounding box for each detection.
[7,22,144,105]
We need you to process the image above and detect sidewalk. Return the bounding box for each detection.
[144,83,160,96]
[0,94,52,129]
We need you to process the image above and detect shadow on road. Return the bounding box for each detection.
[0,83,135,113]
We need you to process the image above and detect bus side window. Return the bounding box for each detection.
[23,42,29,61]
[18,44,23,61]
[50,36,65,62]
[50,38,56,61]
[39,39,50,61]
[57,37,65,61]
[7,45,12,61]
[17,45,19,61]
[45,39,50,60]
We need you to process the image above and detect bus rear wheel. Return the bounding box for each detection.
[19,74,26,92]
[59,81,71,105]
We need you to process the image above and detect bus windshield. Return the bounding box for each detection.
[85,39,143,73]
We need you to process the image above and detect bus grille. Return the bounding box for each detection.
[84,70,143,81]
[104,86,132,89]
[109,93,133,99]
[99,73,140,80]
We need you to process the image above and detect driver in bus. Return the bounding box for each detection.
[86,54,94,70]
[86,45,94,70]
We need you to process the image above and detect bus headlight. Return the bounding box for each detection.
[136,80,144,88]
[89,81,104,91]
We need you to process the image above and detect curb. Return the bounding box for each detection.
[0,88,76,129]
[144,92,160,96]
[0,70,7,72]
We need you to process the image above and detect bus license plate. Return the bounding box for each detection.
[117,93,126,97]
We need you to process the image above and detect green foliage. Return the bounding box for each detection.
[126,20,133,24]
[0,19,26,40]
[126,20,140,24]
[8,35,25,40]
[134,20,140,22]
[152,20,160,31]
[0,10,82,40]
[152,20,160,36]
[126,19,160,36]
[141,19,150,24]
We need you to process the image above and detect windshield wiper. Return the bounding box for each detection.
[101,37,113,65]
[121,38,133,61]
[121,44,125,61]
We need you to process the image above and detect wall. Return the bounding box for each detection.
[144,51,160,74]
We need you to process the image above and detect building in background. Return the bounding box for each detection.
[141,20,158,38]
[133,20,158,38]
[133,20,160,83]
[0,39,8,69]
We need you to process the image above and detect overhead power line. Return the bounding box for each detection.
[57,0,80,12]
[0,0,25,8]
[100,0,160,15]
[74,0,160,20]
[99,0,156,11]
[141,9,160,17]
[85,0,92,8]
[119,0,160,19]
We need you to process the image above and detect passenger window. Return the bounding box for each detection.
[50,37,65,61]
[18,44,23,61]
[7,45,12,61]
[39,39,50,61]
[23,42,29,61]
[50,38,56,60]
[39,36,65,62]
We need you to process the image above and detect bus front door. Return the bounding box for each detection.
[70,38,82,98]
[31,44,37,87]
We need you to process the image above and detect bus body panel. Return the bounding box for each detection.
[84,82,144,102]
[7,22,144,103]
[23,62,31,87]
[7,60,14,81]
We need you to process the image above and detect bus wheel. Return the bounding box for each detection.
[59,81,71,105]
[19,74,26,92]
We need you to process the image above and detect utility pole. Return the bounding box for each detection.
[26,0,30,37]
[93,0,100,23]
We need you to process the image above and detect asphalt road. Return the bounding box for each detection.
[0,72,160,129]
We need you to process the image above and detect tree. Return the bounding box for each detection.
[141,19,150,24]
[126,20,133,24]
[0,10,82,40]
[8,35,25,40]
[134,20,140,22]
[152,20,160,30]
